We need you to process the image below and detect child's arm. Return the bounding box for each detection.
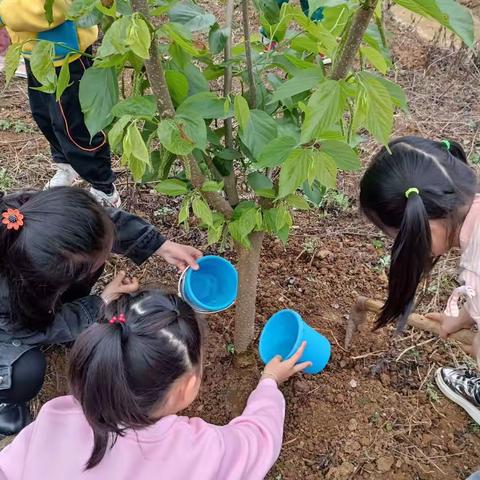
[216,343,311,480]
[0,0,69,33]
[0,421,35,478]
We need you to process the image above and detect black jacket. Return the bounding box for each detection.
[0,206,166,349]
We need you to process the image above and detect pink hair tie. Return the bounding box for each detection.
[109,313,126,325]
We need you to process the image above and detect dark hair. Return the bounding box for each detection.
[68,290,203,470]
[0,187,113,331]
[360,136,477,329]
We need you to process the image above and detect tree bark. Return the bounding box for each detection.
[131,0,233,219]
[330,0,379,81]
[234,232,265,353]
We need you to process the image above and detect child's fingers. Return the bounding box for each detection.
[113,271,126,284]
[288,341,307,364]
[293,361,312,373]
[425,312,443,323]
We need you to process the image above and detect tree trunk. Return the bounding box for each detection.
[234,232,265,353]
[242,0,257,108]
[330,0,380,81]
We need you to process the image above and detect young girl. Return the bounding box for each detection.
[0,187,201,436]
[0,290,310,479]
[360,136,480,423]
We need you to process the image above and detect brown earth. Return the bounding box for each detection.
[1,8,480,480]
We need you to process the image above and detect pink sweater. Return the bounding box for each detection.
[0,379,284,480]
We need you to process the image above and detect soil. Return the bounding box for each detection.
[1,7,480,480]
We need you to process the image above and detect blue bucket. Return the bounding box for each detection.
[178,255,238,313]
[259,309,331,374]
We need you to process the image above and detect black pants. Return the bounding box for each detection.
[0,349,46,404]
[25,51,115,194]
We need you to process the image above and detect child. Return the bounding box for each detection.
[360,136,480,423]
[0,187,201,436]
[0,290,310,479]
[0,6,119,206]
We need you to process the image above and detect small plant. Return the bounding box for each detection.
[226,343,235,355]
[468,421,480,434]
[154,205,175,217]
[0,119,34,134]
[426,382,440,403]
[0,167,13,190]
[372,238,384,250]
[320,189,350,213]
[374,254,391,272]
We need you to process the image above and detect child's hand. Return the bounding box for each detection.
[261,341,312,385]
[426,309,474,338]
[100,271,139,305]
[156,240,203,271]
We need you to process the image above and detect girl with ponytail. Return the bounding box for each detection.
[360,135,480,424]
[0,290,310,479]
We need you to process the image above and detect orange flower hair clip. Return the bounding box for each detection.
[1,208,24,231]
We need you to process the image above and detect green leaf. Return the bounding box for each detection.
[67,0,99,19]
[192,197,213,226]
[207,216,225,245]
[395,0,474,47]
[161,23,200,56]
[228,221,250,248]
[168,2,216,32]
[257,136,298,168]
[269,67,324,103]
[30,41,56,91]
[234,95,250,131]
[201,180,224,192]
[177,92,232,119]
[358,72,393,145]
[158,119,195,156]
[177,114,208,152]
[319,140,360,171]
[128,16,151,59]
[365,74,408,112]
[278,148,311,198]
[108,115,132,152]
[111,96,157,119]
[4,44,22,86]
[360,46,389,74]
[301,80,346,143]
[123,123,150,181]
[253,0,280,24]
[240,110,278,160]
[209,24,229,55]
[156,178,190,196]
[77,9,103,28]
[56,55,73,101]
[178,197,190,224]
[183,63,209,94]
[285,194,310,210]
[247,172,274,196]
[310,151,337,188]
[79,67,119,137]
[238,207,258,236]
[302,180,325,205]
[96,17,130,58]
[165,70,189,106]
[44,0,55,23]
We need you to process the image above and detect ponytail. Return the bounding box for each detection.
[68,290,203,470]
[376,192,432,329]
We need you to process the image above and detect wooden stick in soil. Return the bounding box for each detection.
[131,0,233,219]
[234,232,265,353]
[345,296,475,350]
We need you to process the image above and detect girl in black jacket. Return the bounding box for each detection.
[0,187,202,436]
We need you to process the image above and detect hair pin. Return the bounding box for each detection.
[405,187,419,199]
[441,139,451,151]
[109,313,126,325]
[1,208,24,231]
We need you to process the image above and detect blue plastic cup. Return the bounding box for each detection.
[259,309,331,374]
[178,255,238,313]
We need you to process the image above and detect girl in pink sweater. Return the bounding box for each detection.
[0,289,310,480]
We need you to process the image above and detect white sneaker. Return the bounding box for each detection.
[89,185,121,208]
[44,163,79,189]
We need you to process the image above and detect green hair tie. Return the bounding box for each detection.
[441,139,451,151]
[405,187,419,199]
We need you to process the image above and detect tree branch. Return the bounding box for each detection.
[131,0,233,218]
[222,0,240,207]
[330,0,379,81]
[242,0,256,108]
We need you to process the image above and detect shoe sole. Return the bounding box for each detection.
[435,368,480,424]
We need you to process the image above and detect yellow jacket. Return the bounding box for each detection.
[0,0,98,65]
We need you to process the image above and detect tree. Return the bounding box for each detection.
[5,0,475,357]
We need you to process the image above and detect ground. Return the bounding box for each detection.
[1,5,480,480]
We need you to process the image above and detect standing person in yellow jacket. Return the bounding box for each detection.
[0,3,121,207]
